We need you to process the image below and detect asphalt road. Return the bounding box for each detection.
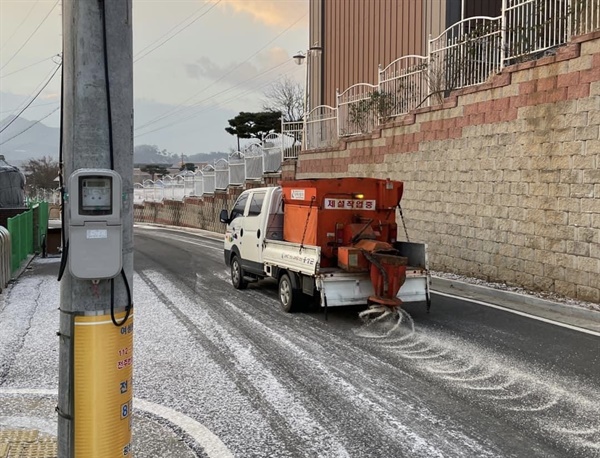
[132,226,600,458]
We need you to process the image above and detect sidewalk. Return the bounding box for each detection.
[0,392,199,458]
[2,231,599,457]
[0,259,202,458]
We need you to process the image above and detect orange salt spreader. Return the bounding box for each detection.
[280,177,408,309]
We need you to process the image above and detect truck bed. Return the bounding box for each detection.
[263,239,430,307]
[318,266,428,306]
[262,238,321,276]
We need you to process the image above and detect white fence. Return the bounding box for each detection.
[281,121,303,160]
[134,132,294,203]
[304,0,599,143]
[305,105,338,149]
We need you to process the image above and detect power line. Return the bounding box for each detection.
[0,62,62,134]
[133,1,212,58]
[2,60,62,119]
[136,12,307,131]
[134,59,294,136]
[0,53,61,79]
[133,0,222,63]
[0,0,40,52]
[135,60,298,138]
[0,0,60,72]
[0,100,58,114]
[0,105,59,146]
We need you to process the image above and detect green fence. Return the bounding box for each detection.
[6,202,49,274]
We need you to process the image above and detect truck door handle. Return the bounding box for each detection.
[240,228,244,237]
[257,229,261,239]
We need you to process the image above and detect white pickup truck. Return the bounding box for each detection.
[220,184,430,315]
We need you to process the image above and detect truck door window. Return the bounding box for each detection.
[231,194,248,220]
[248,192,265,216]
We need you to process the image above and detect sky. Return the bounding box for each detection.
[0,0,308,155]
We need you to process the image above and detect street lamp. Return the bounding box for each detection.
[293,51,308,152]
[293,51,306,66]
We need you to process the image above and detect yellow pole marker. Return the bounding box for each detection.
[73,312,133,457]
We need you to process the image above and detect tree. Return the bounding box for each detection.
[140,164,169,180]
[180,162,196,172]
[21,156,59,194]
[225,111,281,150]
[134,144,175,165]
[262,76,304,122]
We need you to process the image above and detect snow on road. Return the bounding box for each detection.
[1,252,599,457]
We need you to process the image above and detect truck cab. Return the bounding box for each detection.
[220,186,283,287]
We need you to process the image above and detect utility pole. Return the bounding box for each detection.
[58,1,133,457]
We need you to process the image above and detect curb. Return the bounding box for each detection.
[10,254,36,283]
[134,223,223,241]
[431,276,600,333]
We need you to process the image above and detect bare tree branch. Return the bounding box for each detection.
[262,76,304,122]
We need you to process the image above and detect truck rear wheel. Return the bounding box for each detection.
[230,255,248,290]
[278,273,298,313]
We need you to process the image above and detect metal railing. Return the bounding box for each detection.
[305,105,338,150]
[379,56,429,118]
[281,122,303,160]
[305,0,599,144]
[429,16,503,96]
[504,0,569,62]
[337,83,379,136]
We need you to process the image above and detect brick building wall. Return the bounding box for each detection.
[292,32,600,303]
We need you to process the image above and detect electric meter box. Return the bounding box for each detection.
[68,169,122,280]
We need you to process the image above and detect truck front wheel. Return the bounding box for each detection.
[278,273,298,313]
[230,255,248,290]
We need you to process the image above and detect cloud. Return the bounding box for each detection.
[185,47,291,86]
[212,0,307,27]
[41,93,60,101]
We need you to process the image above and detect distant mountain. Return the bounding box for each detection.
[0,115,59,163]
[0,116,229,167]
[133,144,227,166]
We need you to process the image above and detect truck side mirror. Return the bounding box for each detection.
[219,209,230,224]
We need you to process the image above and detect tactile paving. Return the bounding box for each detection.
[0,430,57,458]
